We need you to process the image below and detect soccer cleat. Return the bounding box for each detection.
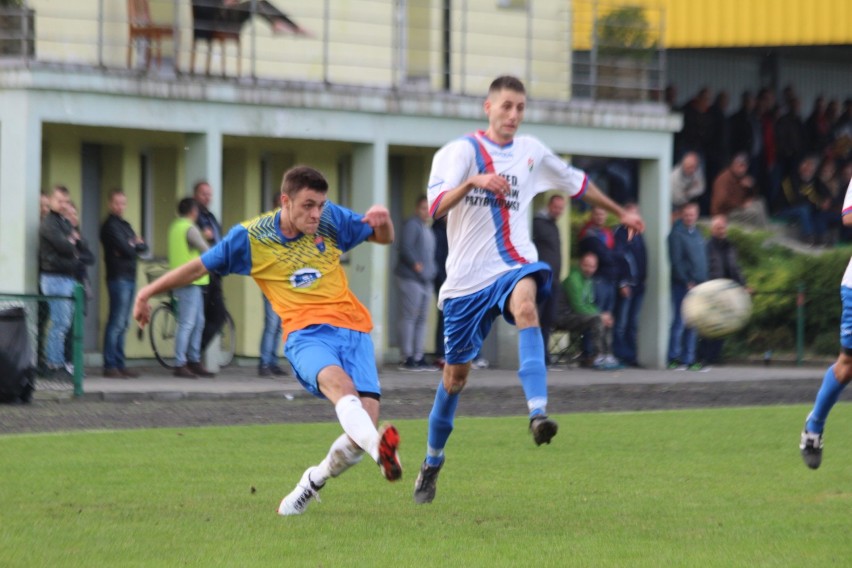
[530,415,559,446]
[799,429,824,470]
[277,466,324,516]
[377,424,402,481]
[413,460,443,504]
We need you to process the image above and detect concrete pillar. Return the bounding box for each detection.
[351,141,390,366]
[184,131,223,218]
[183,131,223,370]
[0,94,42,294]
[637,156,672,369]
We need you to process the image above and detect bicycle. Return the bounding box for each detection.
[143,263,235,369]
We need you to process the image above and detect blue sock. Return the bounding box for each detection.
[518,327,548,419]
[807,365,846,434]
[425,381,459,467]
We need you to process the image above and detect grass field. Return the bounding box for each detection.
[2,404,852,567]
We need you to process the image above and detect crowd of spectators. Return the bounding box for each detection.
[669,84,852,245]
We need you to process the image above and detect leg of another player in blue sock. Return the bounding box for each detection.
[425,380,459,467]
[518,327,548,419]
[807,365,847,434]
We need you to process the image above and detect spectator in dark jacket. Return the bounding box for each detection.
[100,189,148,378]
[432,215,448,367]
[776,154,831,244]
[699,215,747,365]
[39,185,79,376]
[612,203,647,367]
[532,194,566,365]
[63,201,95,373]
[578,206,619,322]
[194,181,227,353]
[667,203,708,370]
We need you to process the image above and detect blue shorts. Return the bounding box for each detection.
[284,324,381,399]
[841,286,852,350]
[442,262,552,365]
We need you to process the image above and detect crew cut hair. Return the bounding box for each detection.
[177,197,197,216]
[281,166,329,197]
[488,75,526,95]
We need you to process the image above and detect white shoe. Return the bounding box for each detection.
[604,354,619,366]
[471,357,489,370]
[277,466,323,516]
[64,362,74,374]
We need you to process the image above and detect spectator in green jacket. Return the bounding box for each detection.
[561,252,620,370]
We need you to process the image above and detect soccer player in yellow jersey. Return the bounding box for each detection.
[133,166,402,515]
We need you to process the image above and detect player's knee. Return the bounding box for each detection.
[513,299,539,327]
[444,370,467,394]
[835,354,852,382]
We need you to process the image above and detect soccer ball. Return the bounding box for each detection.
[682,279,752,338]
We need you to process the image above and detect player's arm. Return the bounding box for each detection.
[581,181,645,234]
[363,205,395,244]
[431,173,509,219]
[133,258,208,327]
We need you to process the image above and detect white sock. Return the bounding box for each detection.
[334,394,380,462]
[313,434,364,485]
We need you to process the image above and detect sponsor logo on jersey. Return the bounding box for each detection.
[314,236,326,253]
[528,157,534,171]
[290,268,322,288]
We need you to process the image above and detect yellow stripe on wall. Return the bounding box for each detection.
[573,0,852,50]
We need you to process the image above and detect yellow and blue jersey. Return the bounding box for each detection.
[201,202,374,341]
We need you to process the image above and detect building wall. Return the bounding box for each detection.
[0,68,678,367]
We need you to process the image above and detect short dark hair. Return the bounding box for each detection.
[280,166,329,197]
[548,194,565,205]
[52,185,70,196]
[489,75,526,95]
[177,197,197,216]
[108,188,125,200]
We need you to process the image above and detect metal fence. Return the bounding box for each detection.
[0,0,666,103]
[0,285,85,398]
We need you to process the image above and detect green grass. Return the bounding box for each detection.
[2,406,852,567]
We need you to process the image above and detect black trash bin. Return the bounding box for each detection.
[0,307,36,404]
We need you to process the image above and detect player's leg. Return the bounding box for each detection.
[801,285,852,469]
[416,293,487,504]
[507,276,558,445]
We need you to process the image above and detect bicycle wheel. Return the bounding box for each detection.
[217,311,236,368]
[149,303,178,369]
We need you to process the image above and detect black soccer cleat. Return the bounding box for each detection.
[413,460,443,504]
[799,428,823,470]
[530,415,558,446]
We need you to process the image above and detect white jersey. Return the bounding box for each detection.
[427,130,588,306]
[842,178,852,287]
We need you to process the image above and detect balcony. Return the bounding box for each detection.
[0,0,666,105]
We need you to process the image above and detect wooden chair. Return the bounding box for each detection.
[190,3,242,77]
[127,0,175,69]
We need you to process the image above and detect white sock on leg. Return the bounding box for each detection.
[334,394,380,461]
[313,433,364,485]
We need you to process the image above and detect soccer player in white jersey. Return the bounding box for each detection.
[414,75,645,504]
[800,177,852,469]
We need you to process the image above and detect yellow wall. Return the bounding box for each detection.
[573,0,852,50]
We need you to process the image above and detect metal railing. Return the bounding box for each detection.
[0,285,85,397]
[726,284,839,367]
[0,0,666,103]
[571,0,666,102]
